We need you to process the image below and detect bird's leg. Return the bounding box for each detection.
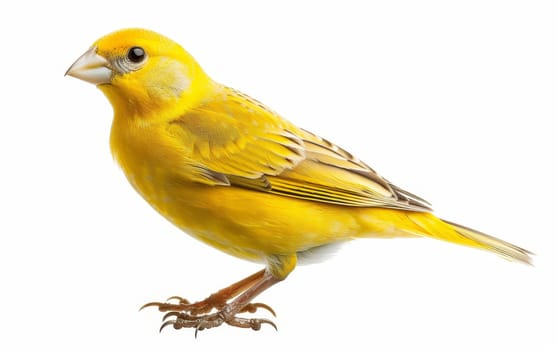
[161,270,281,334]
[141,269,274,316]
[144,255,296,334]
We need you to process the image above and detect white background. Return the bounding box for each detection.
[1,1,556,349]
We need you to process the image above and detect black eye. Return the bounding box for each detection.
[127,46,145,63]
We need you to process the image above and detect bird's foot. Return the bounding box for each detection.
[141,295,275,316]
[159,306,277,336]
[140,269,281,335]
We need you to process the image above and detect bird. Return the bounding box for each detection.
[66,28,532,335]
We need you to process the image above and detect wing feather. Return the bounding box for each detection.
[168,86,432,212]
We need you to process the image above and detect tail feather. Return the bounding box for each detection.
[405,213,533,265]
[442,219,533,265]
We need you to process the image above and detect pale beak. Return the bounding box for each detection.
[65,47,112,85]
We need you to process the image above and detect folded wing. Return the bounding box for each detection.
[167,86,431,212]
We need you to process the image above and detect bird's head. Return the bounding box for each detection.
[66,28,213,117]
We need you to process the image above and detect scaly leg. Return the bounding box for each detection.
[141,269,275,316]
[143,255,297,335]
[141,269,280,334]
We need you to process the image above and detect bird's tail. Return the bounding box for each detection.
[404,212,533,264]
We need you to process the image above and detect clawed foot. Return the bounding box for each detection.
[140,269,281,335]
[159,308,277,337]
[141,295,275,316]
[141,295,277,336]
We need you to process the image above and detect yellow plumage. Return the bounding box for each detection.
[66,28,531,333]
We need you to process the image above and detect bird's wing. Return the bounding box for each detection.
[167,87,431,211]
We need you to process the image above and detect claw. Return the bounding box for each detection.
[140,296,191,312]
[166,296,190,305]
[194,324,203,339]
[241,302,276,317]
[141,301,189,312]
[257,318,278,331]
[162,311,182,322]
[159,319,177,333]
[139,301,163,312]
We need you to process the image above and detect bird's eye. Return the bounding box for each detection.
[113,46,148,73]
[128,47,146,63]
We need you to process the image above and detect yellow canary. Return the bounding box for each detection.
[66,28,532,334]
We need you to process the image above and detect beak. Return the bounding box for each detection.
[65,47,112,85]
